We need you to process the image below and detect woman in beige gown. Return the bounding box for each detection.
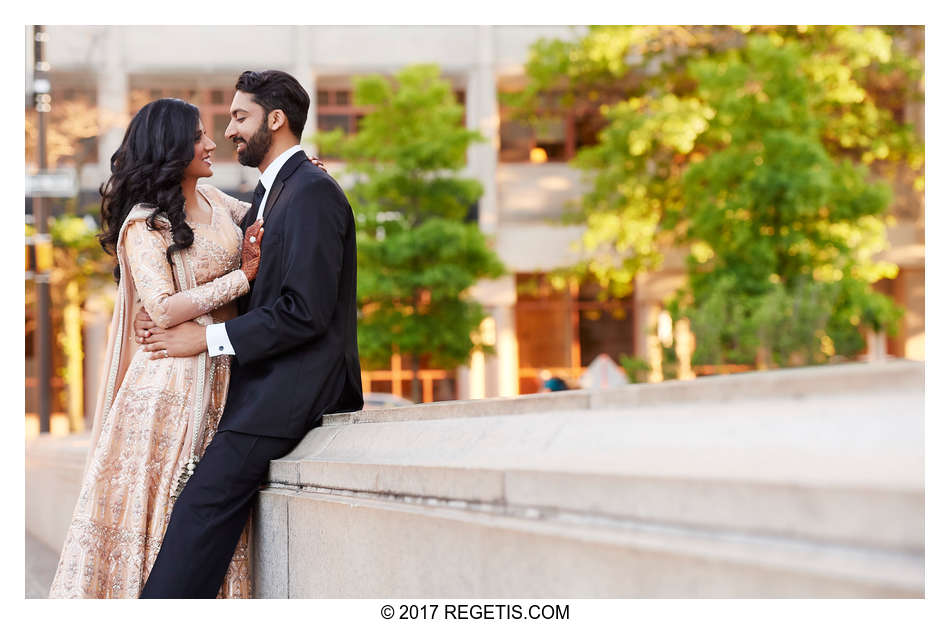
[49,98,262,598]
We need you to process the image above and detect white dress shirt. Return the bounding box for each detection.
[206,145,304,357]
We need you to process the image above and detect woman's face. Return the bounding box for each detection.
[183,118,216,179]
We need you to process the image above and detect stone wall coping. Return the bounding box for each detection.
[324,360,923,426]
[266,361,923,551]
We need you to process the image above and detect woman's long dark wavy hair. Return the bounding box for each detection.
[98,98,200,282]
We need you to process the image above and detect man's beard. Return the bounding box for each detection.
[236,118,272,167]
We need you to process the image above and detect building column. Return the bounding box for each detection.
[456,365,471,400]
[633,275,662,381]
[457,315,491,401]
[901,268,925,361]
[645,304,664,383]
[467,25,499,236]
[674,318,696,380]
[464,26,509,397]
[470,276,518,398]
[866,329,887,362]
[633,275,649,361]
[293,26,317,154]
[96,26,128,181]
[468,350,487,400]
[492,304,519,397]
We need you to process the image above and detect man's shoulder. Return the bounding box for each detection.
[290,162,337,186]
[289,165,348,202]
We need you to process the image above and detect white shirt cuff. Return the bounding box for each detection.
[206,322,236,356]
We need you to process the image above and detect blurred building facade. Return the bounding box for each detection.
[26,25,924,411]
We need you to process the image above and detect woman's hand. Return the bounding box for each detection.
[308,156,328,172]
[241,220,264,281]
[133,308,156,344]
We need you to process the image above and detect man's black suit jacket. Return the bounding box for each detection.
[218,149,363,440]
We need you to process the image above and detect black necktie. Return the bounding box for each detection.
[249,182,265,221]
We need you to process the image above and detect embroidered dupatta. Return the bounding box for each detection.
[85,204,215,478]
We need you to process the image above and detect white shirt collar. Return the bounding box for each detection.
[258,144,304,191]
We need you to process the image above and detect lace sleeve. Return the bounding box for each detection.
[123,220,250,329]
[199,184,251,225]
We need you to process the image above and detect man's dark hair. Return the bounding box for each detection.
[235,70,310,140]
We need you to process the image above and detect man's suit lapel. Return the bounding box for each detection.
[262,178,285,223]
[263,150,308,223]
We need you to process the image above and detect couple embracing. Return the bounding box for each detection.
[49,70,364,598]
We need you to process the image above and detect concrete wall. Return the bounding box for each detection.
[25,360,923,597]
[253,360,922,598]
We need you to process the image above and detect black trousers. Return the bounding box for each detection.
[140,430,299,598]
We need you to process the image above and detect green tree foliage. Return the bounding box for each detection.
[514,26,921,367]
[48,212,113,287]
[315,64,505,399]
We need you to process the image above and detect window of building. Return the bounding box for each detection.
[317,113,352,134]
[497,91,607,164]
[533,116,567,162]
[130,88,199,113]
[499,111,570,164]
[515,273,635,393]
[515,273,574,372]
[576,281,634,367]
[129,86,236,161]
[499,118,535,162]
[316,88,367,137]
[317,87,466,134]
[315,87,363,157]
[316,84,465,158]
[572,109,609,151]
[209,112,235,161]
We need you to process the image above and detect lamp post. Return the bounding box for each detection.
[32,25,53,434]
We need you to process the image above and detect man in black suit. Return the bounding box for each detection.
[136,70,363,598]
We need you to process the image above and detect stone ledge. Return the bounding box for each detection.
[591,359,922,408]
[258,487,922,598]
[269,374,923,551]
[324,389,591,426]
[257,360,923,596]
[325,360,923,426]
[265,468,922,553]
[25,360,924,597]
